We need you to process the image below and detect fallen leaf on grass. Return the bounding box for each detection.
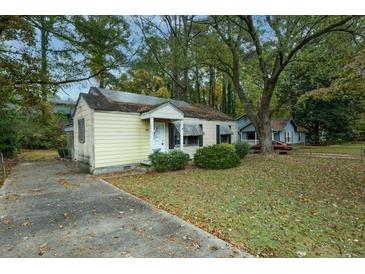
[296,251,307,257]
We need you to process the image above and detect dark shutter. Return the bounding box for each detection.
[228,125,232,144]
[78,118,85,144]
[216,125,220,144]
[168,123,175,149]
[198,124,203,147]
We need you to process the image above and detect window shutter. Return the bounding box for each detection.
[199,124,203,147]
[78,118,85,143]
[228,125,232,144]
[216,125,220,144]
[168,123,175,149]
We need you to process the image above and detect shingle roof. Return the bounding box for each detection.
[237,115,301,132]
[271,118,292,131]
[79,87,234,121]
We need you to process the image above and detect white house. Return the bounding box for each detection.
[236,115,306,145]
[72,87,236,174]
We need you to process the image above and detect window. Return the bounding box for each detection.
[246,131,256,140]
[220,135,230,143]
[186,136,199,146]
[174,135,199,146]
[285,131,292,143]
[298,131,302,142]
[78,118,85,143]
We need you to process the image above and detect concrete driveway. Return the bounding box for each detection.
[0,160,248,258]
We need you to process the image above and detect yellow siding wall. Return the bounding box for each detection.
[73,97,94,166]
[94,111,150,168]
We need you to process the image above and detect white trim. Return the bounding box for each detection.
[180,120,184,151]
[149,117,154,153]
[141,102,184,120]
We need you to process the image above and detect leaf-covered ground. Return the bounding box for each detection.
[106,155,365,257]
[295,142,365,156]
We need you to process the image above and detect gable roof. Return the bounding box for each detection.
[78,87,234,121]
[237,115,300,132]
[140,101,184,120]
[271,118,295,131]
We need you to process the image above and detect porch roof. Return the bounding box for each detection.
[140,102,184,120]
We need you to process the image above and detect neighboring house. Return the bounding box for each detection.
[72,87,236,174]
[48,96,76,123]
[236,115,306,145]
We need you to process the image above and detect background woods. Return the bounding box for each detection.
[1,16,365,155]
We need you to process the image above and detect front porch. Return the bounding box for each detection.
[140,101,185,154]
[140,101,206,159]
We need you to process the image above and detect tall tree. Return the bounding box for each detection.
[135,16,200,101]
[213,15,362,153]
[70,16,130,88]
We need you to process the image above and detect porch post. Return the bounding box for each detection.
[180,120,184,151]
[255,131,257,145]
[149,117,154,153]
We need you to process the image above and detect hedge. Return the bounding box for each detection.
[194,144,241,169]
[149,150,190,172]
[234,141,250,158]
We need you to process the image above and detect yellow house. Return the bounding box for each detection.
[73,87,236,174]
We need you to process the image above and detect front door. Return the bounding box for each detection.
[153,122,165,152]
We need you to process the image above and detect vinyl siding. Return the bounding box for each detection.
[94,111,150,168]
[73,97,94,166]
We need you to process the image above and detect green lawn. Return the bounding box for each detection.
[106,155,365,257]
[296,142,365,156]
[19,149,58,161]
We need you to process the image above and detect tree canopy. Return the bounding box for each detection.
[1,15,364,153]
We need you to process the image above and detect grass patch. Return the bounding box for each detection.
[106,154,365,257]
[296,142,365,156]
[19,149,58,161]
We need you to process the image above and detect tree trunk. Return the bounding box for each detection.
[194,66,201,104]
[255,111,273,154]
[227,79,234,116]
[221,73,227,113]
[183,67,189,101]
[40,17,49,120]
[172,66,180,99]
[209,66,215,108]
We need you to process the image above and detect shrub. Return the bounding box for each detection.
[234,141,250,159]
[149,150,190,172]
[57,148,70,159]
[0,108,21,157]
[194,144,241,169]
